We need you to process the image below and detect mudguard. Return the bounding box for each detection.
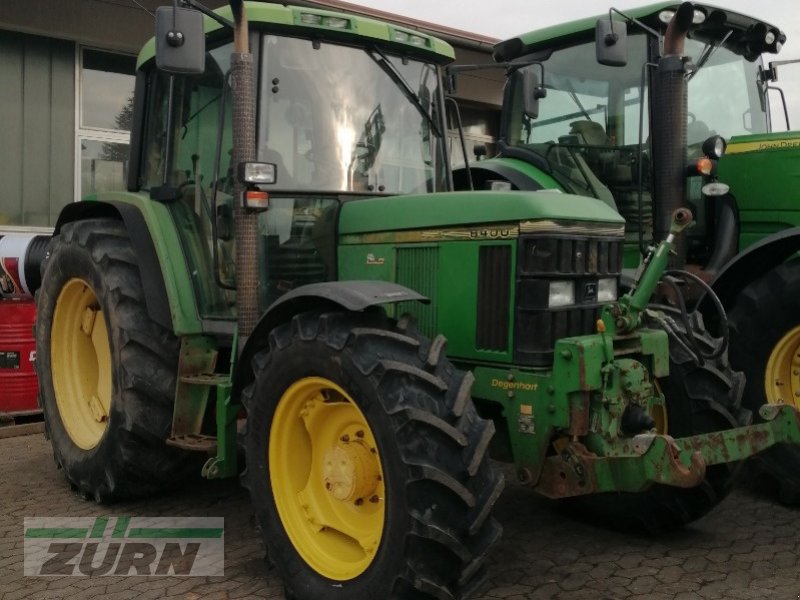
[235,280,428,395]
[700,226,800,317]
[54,201,172,330]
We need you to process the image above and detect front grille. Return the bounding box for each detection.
[514,234,623,366]
[395,246,438,338]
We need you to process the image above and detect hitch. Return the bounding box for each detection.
[533,403,800,498]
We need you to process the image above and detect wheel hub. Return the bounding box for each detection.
[322,438,379,503]
[51,278,112,449]
[269,376,386,581]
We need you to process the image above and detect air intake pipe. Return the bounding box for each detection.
[651,2,694,266]
[229,0,259,354]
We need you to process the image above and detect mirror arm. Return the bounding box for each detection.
[181,0,234,29]
[606,7,662,52]
[761,58,800,83]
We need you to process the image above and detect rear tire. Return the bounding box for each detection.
[567,311,747,532]
[36,218,191,501]
[729,259,800,504]
[241,310,503,599]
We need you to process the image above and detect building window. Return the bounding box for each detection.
[76,47,136,201]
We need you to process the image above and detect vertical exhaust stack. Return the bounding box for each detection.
[651,2,694,265]
[229,0,260,352]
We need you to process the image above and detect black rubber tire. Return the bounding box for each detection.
[567,311,747,533]
[241,310,504,600]
[729,259,800,504]
[36,218,191,501]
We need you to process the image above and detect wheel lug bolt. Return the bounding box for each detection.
[356,430,365,438]
[340,434,350,442]
[355,498,364,506]
[369,495,379,503]
[325,482,331,490]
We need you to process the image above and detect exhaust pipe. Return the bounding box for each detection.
[651,2,694,266]
[229,0,259,353]
[0,234,50,299]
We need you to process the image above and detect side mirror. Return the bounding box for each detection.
[595,18,627,67]
[155,6,205,74]
[521,68,547,119]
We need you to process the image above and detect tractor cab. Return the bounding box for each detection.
[482,2,784,267]
[132,4,453,316]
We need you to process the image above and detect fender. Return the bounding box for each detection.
[54,201,172,330]
[700,226,800,317]
[234,280,428,396]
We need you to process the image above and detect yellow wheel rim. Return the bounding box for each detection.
[51,278,112,450]
[765,325,800,408]
[269,377,385,581]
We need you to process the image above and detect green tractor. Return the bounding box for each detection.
[452,1,800,501]
[33,1,800,599]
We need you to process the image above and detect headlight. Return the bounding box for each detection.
[702,182,730,197]
[658,9,705,24]
[702,135,727,159]
[238,161,276,185]
[598,278,618,302]
[548,280,575,308]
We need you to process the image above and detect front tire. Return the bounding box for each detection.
[36,218,190,501]
[729,259,800,503]
[242,310,503,599]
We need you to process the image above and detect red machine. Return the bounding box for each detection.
[0,299,39,415]
[0,234,48,416]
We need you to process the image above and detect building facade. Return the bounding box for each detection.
[0,0,503,235]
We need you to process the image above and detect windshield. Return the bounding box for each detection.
[685,38,768,143]
[503,32,768,219]
[258,35,448,194]
[505,34,649,207]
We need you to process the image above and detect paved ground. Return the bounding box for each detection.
[2,432,799,600]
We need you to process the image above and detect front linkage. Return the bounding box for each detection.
[512,209,800,498]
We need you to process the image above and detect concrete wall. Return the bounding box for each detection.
[0,1,503,231]
[0,31,74,228]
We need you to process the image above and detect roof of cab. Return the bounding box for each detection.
[493,2,785,62]
[137,1,455,69]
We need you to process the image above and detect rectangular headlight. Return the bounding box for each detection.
[238,161,276,185]
[548,280,575,308]
[598,277,618,302]
[299,13,323,25]
[323,16,350,29]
